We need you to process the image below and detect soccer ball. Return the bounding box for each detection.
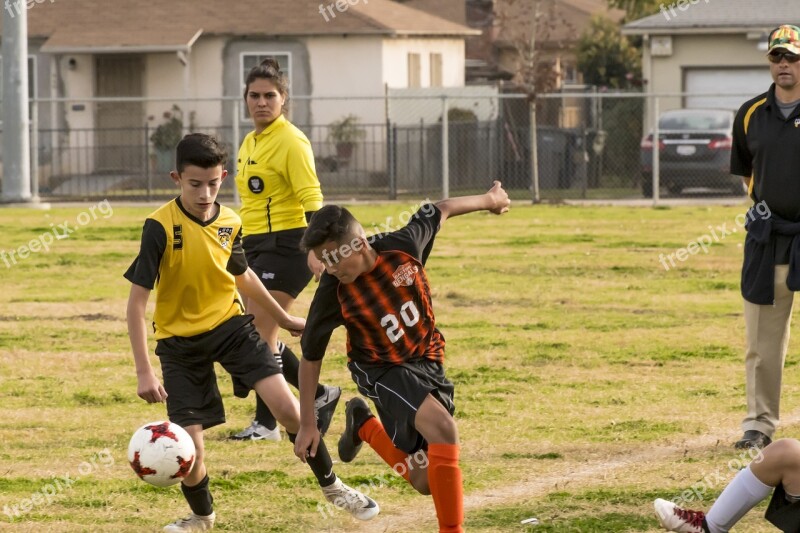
[128,421,196,487]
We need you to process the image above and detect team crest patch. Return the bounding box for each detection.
[795,118,800,128]
[218,227,233,248]
[248,176,264,193]
[392,262,419,287]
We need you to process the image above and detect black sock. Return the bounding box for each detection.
[278,342,325,398]
[255,394,277,431]
[287,432,336,488]
[181,475,214,516]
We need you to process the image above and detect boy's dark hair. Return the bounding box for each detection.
[301,205,360,251]
[175,133,228,173]
[244,57,289,113]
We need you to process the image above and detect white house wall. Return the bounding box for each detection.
[304,35,386,176]
[382,38,464,89]
[188,37,225,129]
[60,54,95,175]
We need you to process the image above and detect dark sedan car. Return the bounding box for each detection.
[640,109,744,197]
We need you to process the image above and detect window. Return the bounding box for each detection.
[430,53,443,87]
[240,52,291,120]
[408,53,421,88]
[561,63,578,84]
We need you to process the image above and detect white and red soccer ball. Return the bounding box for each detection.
[128,421,195,487]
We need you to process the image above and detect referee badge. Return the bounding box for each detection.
[218,227,233,248]
[248,176,264,193]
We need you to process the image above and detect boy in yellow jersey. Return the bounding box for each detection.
[125,133,378,532]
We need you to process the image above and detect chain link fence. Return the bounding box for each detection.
[0,91,758,203]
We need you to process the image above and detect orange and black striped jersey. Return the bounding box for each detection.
[302,205,444,366]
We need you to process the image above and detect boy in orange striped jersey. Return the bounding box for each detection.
[293,182,510,532]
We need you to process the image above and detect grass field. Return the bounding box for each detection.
[0,199,796,532]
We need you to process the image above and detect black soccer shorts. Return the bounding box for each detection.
[347,358,455,454]
[155,315,282,430]
[243,228,313,299]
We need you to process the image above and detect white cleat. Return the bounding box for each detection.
[163,511,215,532]
[654,498,706,533]
[321,478,380,521]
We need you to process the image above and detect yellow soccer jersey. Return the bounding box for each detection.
[235,114,323,236]
[124,198,248,339]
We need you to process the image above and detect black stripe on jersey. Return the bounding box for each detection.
[173,225,183,250]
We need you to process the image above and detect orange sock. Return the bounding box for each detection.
[427,443,464,533]
[358,417,411,481]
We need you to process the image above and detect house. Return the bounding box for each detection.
[3,0,478,183]
[462,0,625,89]
[623,0,800,126]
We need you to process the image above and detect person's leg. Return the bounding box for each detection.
[704,439,800,532]
[740,265,793,445]
[247,290,292,432]
[655,440,800,533]
[164,424,215,532]
[415,394,463,533]
[251,375,379,520]
[243,291,337,436]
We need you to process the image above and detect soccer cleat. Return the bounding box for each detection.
[163,511,215,532]
[315,385,342,436]
[228,420,281,442]
[654,498,706,533]
[321,478,380,521]
[338,397,374,463]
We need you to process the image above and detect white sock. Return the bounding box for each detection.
[705,466,772,533]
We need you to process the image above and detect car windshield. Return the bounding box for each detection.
[658,111,731,131]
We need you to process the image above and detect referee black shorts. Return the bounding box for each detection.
[155,315,282,430]
[347,358,455,454]
[243,228,313,299]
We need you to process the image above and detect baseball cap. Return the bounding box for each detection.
[767,24,800,55]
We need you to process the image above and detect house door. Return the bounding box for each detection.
[95,55,144,173]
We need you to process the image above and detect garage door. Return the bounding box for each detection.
[684,68,772,110]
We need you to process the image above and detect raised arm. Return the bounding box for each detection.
[435,181,510,223]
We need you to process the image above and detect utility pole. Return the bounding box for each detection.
[529,1,541,204]
[2,2,34,203]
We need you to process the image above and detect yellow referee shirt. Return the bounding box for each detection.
[124,198,248,339]
[235,114,323,236]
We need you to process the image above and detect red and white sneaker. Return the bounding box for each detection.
[654,498,706,533]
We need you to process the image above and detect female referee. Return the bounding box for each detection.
[230,57,340,442]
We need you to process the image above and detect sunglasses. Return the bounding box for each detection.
[768,51,800,63]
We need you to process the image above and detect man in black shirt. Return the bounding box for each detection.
[730,24,800,451]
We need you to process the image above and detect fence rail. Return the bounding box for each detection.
[0,92,761,203]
